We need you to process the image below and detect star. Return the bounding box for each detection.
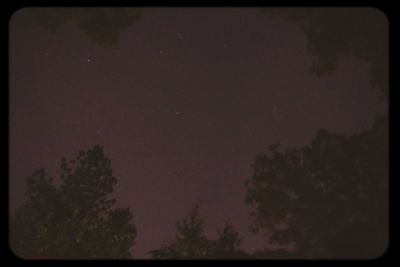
[87,58,91,63]
[176,111,180,116]
[273,106,277,111]
[159,50,164,55]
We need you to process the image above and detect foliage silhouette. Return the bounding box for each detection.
[149,204,248,259]
[245,115,388,259]
[262,8,388,98]
[26,8,141,47]
[10,145,137,259]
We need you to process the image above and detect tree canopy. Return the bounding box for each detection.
[10,145,137,259]
[25,8,141,47]
[245,115,388,259]
[262,8,388,98]
[149,204,247,259]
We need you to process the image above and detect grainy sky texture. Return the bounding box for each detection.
[9,8,387,258]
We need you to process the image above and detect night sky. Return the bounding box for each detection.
[9,8,387,258]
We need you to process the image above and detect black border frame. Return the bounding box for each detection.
[3,0,396,265]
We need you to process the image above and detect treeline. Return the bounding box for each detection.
[10,115,388,259]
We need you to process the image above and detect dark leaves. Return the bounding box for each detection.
[245,115,388,258]
[28,8,141,47]
[10,145,137,259]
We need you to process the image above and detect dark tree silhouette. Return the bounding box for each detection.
[10,145,137,259]
[23,8,141,47]
[245,116,388,259]
[149,204,247,259]
[261,8,388,98]
[209,221,245,258]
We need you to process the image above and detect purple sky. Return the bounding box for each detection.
[9,8,387,258]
